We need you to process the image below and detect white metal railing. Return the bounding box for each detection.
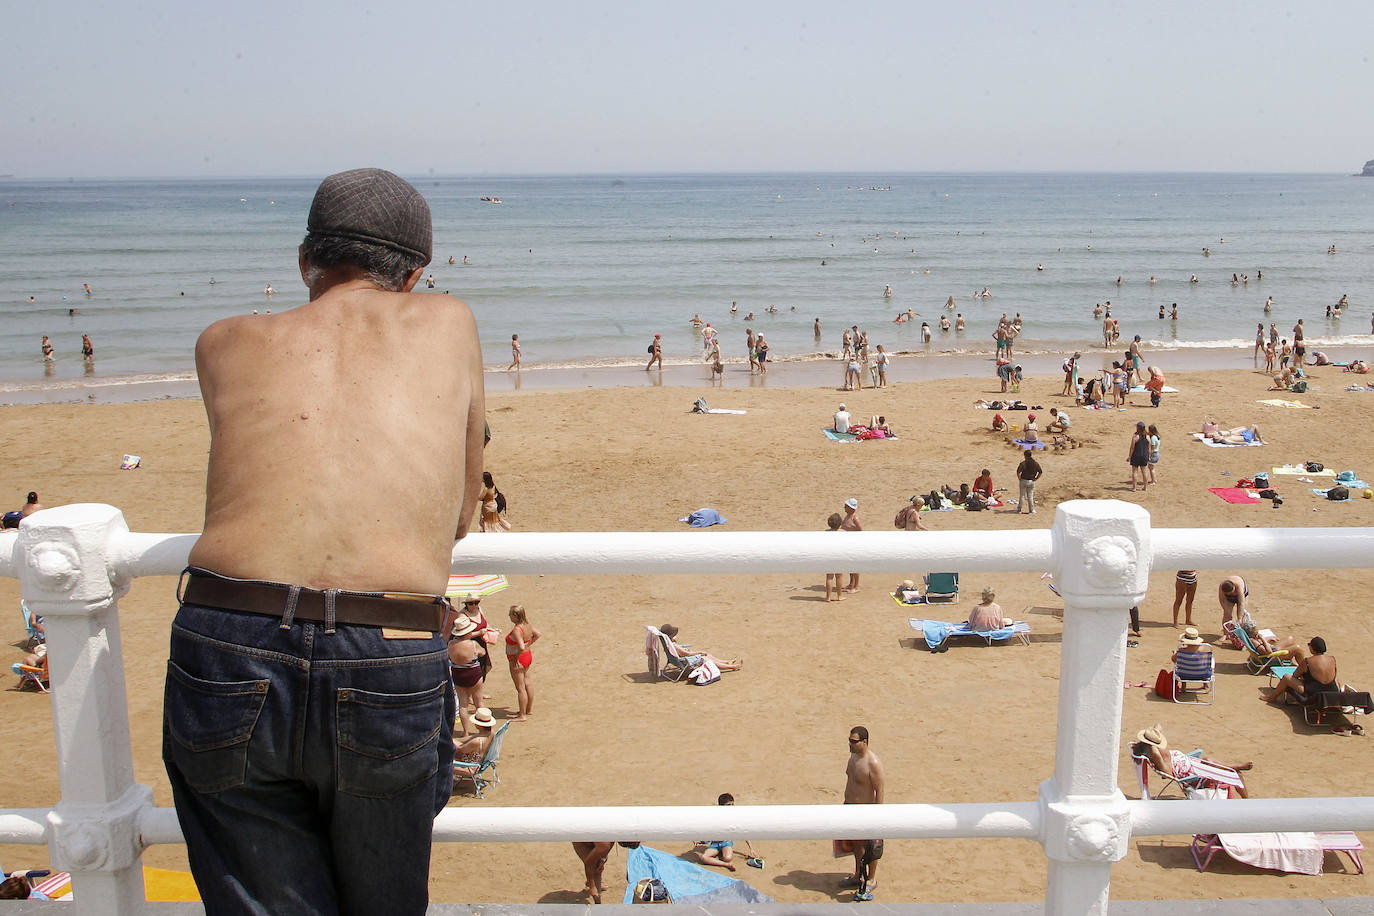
[1,501,1372,915]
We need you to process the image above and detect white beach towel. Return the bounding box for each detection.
[704,408,747,414]
[1215,832,1324,876]
[120,454,141,469]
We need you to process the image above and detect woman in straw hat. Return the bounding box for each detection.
[453,707,497,763]
[1130,725,1252,797]
[448,616,487,736]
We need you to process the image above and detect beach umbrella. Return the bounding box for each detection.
[445,573,509,598]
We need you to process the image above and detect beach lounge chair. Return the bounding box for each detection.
[1191,830,1364,876]
[908,618,1030,651]
[922,572,959,604]
[645,625,695,682]
[11,662,48,692]
[1284,686,1374,727]
[1173,649,1215,705]
[453,719,511,798]
[1129,744,1203,800]
[20,601,43,649]
[1232,626,1296,681]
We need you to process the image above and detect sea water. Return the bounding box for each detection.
[1,172,1371,400]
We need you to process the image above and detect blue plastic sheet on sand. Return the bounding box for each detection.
[623,844,773,905]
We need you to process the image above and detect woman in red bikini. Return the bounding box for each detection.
[505,605,541,721]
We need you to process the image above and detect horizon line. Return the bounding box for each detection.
[1,169,1368,183]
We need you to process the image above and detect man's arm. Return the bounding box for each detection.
[457,309,486,541]
[870,758,885,804]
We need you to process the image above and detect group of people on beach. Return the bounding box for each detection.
[37,334,95,363]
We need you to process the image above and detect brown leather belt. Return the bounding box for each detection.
[180,569,446,632]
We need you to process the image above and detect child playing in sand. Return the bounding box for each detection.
[696,793,760,871]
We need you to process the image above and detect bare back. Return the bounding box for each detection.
[188,280,484,594]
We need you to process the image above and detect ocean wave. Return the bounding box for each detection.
[0,371,197,393]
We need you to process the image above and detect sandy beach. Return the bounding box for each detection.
[1,360,1372,905]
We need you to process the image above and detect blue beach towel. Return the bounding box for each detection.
[1013,439,1046,450]
[1311,488,1356,502]
[823,428,857,442]
[624,845,772,905]
[680,508,727,527]
[922,620,952,648]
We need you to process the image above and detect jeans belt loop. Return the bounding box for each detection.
[323,589,337,634]
[175,567,193,605]
[280,586,300,630]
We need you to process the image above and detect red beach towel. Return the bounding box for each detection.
[1209,487,1264,504]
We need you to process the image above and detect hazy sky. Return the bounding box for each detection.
[4,0,1371,177]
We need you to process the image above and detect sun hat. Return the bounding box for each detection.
[1179,626,1204,646]
[451,616,478,638]
[901,579,915,589]
[660,623,679,639]
[1135,725,1167,749]
[462,592,481,605]
[654,333,661,338]
[469,707,497,729]
[838,403,846,410]
[307,168,432,262]
[844,498,858,510]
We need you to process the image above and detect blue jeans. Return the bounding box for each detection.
[163,602,455,915]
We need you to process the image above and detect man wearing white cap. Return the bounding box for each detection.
[841,497,862,593]
[833,403,851,434]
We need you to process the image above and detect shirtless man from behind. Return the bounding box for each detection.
[842,726,886,902]
[167,169,485,914]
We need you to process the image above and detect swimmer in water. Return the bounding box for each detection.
[83,283,93,297]
[814,318,822,339]
[939,315,950,332]
[955,313,965,331]
[1170,303,1178,321]
[82,334,94,359]
[883,285,893,299]
[920,322,931,343]
[1264,296,1273,312]
[41,336,54,361]
[448,256,456,265]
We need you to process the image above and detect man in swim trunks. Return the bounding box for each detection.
[166,169,484,913]
[1262,636,1337,704]
[841,726,885,902]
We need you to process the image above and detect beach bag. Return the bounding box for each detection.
[964,495,986,511]
[1328,486,1350,501]
[1252,473,1269,489]
[687,658,721,686]
[1290,380,1307,393]
[1258,488,1277,500]
[1336,470,1358,484]
[1306,462,1324,472]
[633,878,671,904]
[647,343,655,353]
[1154,668,1176,701]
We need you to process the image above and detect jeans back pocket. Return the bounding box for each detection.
[337,681,447,799]
[163,660,270,794]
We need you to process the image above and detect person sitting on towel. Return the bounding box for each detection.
[1021,413,1040,443]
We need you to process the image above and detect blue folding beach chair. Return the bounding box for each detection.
[454,720,512,798]
[21,601,44,649]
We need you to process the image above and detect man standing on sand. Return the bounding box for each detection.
[1016,449,1042,514]
[645,332,662,370]
[841,726,885,902]
[164,169,484,914]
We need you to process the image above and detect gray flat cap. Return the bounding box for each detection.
[306,168,432,262]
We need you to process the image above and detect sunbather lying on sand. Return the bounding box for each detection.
[1200,420,1263,445]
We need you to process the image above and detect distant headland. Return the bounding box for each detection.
[1361,159,1374,177]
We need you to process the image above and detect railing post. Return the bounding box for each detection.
[1040,500,1151,916]
[18,504,150,913]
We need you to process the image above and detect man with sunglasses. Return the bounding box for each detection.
[841,726,886,902]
